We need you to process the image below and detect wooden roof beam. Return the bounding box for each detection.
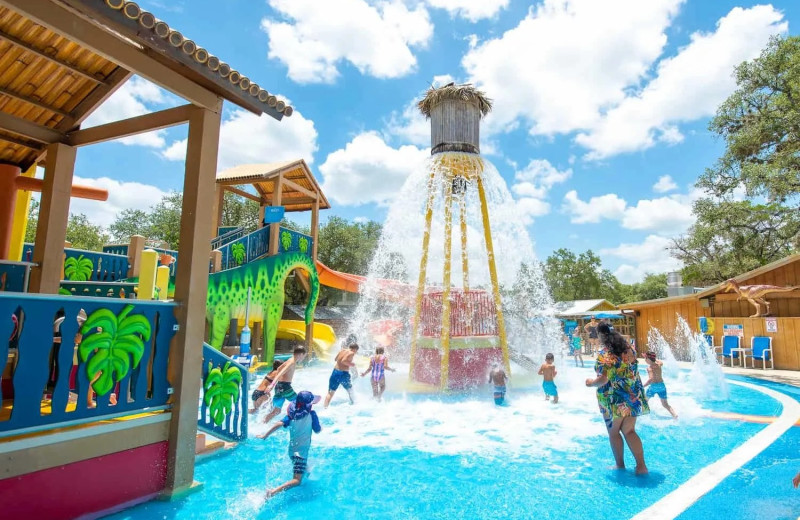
[0,132,42,150]
[282,177,318,199]
[0,28,106,85]
[224,185,262,203]
[3,0,222,112]
[0,84,71,117]
[56,67,132,132]
[0,111,64,143]
[66,104,192,146]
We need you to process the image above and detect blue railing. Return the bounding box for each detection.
[278,227,313,256]
[60,281,137,298]
[0,293,176,436]
[0,261,34,293]
[211,226,246,250]
[218,226,270,271]
[22,244,130,282]
[198,343,247,442]
[102,243,129,256]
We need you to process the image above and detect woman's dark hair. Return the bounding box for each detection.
[272,359,284,370]
[598,323,628,357]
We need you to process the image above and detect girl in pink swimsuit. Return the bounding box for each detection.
[361,346,396,401]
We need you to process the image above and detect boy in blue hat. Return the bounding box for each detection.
[258,390,322,498]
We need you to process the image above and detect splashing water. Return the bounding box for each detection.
[646,326,680,384]
[674,316,729,401]
[344,153,561,375]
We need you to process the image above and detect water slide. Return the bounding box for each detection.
[315,260,413,299]
[276,319,337,362]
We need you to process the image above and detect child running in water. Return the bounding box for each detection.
[538,353,559,404]
[257,390,322,498]
[262,346,307,424]
[360,346,396,401]
[643,352,678,419]
[324,342,359,408]
[250,360,283,413]
[570,331,584,367]
[489,365,509,405]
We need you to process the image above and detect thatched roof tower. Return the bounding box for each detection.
[418,83,492,155]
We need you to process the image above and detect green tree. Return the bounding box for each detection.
[66,213,108,251]
[543,249,623,302]
[24,199,39,243]
[317,216,381,276]
[675,36,800,284]
[625,273,668,303]
[147,192,183,249]
[109,209,151,242]
[220,192,260,232]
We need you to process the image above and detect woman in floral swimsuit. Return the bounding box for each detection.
[585,323,650,475]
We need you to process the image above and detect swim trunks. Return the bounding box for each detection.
[251,389,267,402]
[646,382,668,399]
[328,368,352,392]
[493,385,506,405]
[291,454,307,475]
[542,380,558,396]
[272,382,297,409]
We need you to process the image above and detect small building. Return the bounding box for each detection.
[619,254,800,370]
[554,299,634,344]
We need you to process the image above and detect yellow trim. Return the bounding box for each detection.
[477,176,511,376]
[408,171,436,381]
[459,195,469,293]
[439,186,454,390]
[9,164,36,261]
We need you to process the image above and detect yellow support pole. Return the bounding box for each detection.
[138,249,158,301]
[9,164,36,261]
[155,265,170,301]
[459,195,469,292]
[439,185,454,391]
[408,171,437,382]
[476,177,511,376]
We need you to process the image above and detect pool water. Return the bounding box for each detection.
[107,363,798,520]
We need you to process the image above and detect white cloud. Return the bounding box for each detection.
[68,176,168,228]
[319,132,428,206]
[601,235,682,283]
[463,0,683,136]
[432,74,455,86]
[562,190,627,224]
[386,100,430,147]
[162,106,318,171]
[653,175,678,193]
[511,159,572,223]
[576,5,786,158]
[261,0,432,83]
[424,0,509,22]
[82,77,175,148]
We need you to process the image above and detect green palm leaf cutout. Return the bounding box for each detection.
[299,236,309,253]
[204,361,243,426]
[280,231,292,251]
[231,242,246,265]
[65,255,94,281]
[79,305,151,396]
[58,287,72,296]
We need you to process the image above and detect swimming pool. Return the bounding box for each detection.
[106,364,800,520]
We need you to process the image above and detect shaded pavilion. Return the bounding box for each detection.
[0,0,295,514]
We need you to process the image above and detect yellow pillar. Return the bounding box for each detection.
[439,186,454,390]
[155,265,170,301]
[476,177,510,375]
[9,164,37,261]
[138,249,158,300]
[408,172,436,381]
[459,195,469,292]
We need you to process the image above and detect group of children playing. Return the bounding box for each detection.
[251,335,678,498]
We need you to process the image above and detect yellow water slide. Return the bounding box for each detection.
[276,319,337,362]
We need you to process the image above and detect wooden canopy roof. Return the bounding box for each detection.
[0,0,294,170]
[216,160,331,213]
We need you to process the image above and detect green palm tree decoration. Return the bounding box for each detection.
[231,242,246,265]
[79,304,152,395]
[280,231,292,251]
[204,361,242,426]
[65,255,94,281]
[299,237,309,253]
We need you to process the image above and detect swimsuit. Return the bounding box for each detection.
[251,389,267,402]
[371,355,386,382]
[272,382,297,409]
[588,326,598,339]
[493,385,506,405]
[594,348,650,429]
[280,409,321,476]
[570,336,582,354]
[542,380,558,396]
[328,368,352,392]
[646,382,668,399]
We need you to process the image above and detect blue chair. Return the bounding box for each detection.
[703,334,714,348]
[745,336,773,370]
[715,335,741,366]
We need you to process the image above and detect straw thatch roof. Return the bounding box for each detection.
[417,83,492,119]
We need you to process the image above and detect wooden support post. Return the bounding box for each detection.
[258,204,266,229]
[209,250,222,273]
[164,104,222,496]
[28,143,76,294]
[268,172,283,255]
[311,198,319,260]
[128,235,145,278]
[211,185,224,238]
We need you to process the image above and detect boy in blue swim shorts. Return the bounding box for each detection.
[489,365,508,405]
[538,353,558,404]
[324,342,359,408]
[644,352,678,419]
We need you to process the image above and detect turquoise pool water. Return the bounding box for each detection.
[107,364,798,520]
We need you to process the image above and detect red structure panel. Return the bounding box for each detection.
[412,346,503,389]
[419,290,498,338]
[0,441,168,520]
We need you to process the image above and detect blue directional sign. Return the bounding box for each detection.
[263,206,285,224]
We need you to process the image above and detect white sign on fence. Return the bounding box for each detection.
[765,317,778,333]
[723,324,744,337]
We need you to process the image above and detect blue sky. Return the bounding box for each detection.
[67,0,798,283]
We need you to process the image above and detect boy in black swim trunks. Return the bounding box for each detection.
[324,342,359,408]
[263,346,307,424]
[250,360,283,413]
